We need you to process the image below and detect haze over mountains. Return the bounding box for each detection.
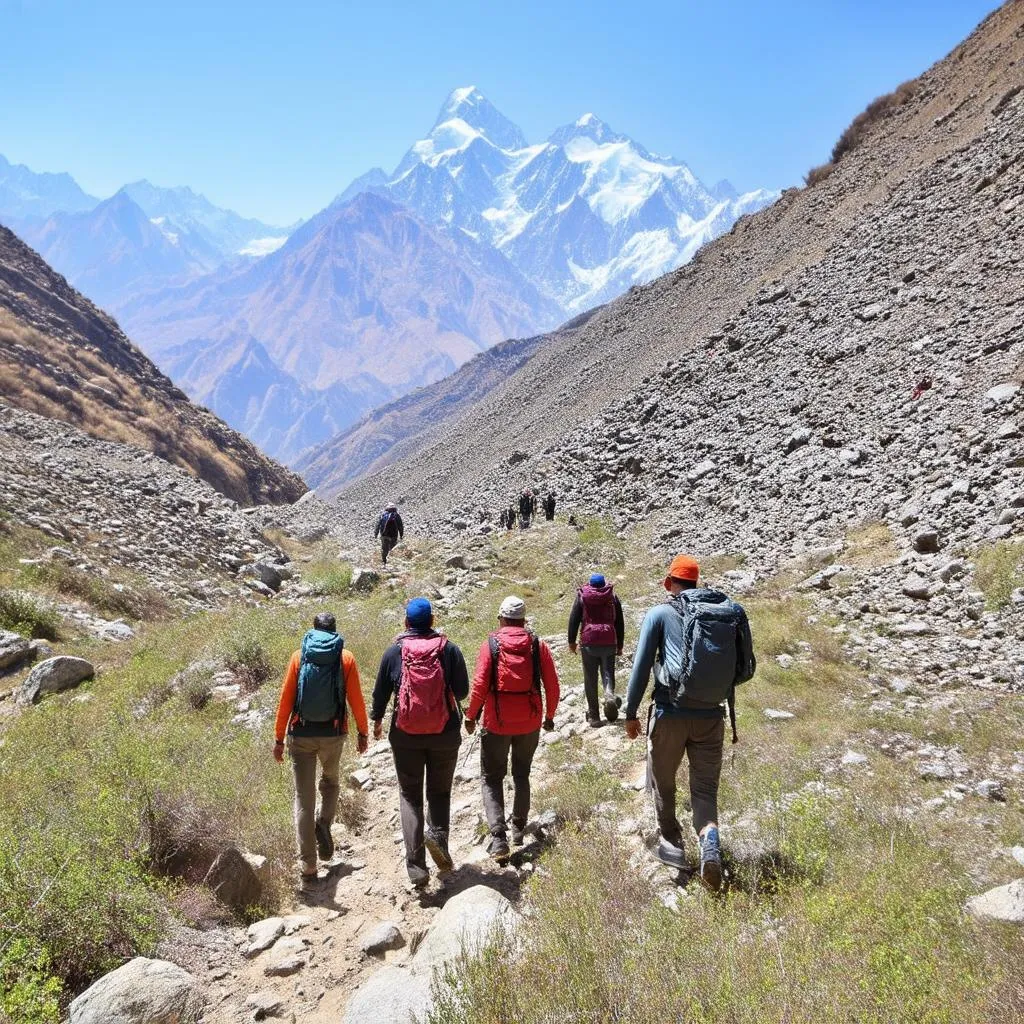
[0,89,776,464]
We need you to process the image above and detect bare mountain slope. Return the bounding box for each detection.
[0,224,305,505]
[326,2,1023,548]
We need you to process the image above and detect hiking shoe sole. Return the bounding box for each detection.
[488,839,511,863]
[700,859,723,893]
[407,864,430,888]
[510,828,525,848]
[424,833,454,873]
[315,820,334,861]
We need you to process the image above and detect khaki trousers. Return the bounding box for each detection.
[288,734,344,870]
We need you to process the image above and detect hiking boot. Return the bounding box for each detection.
[699,827,723,892]
[510,824,525,848]
[655,838,687,870]
[407,863,430,888]
[315,819,334,861]
[299,862,319,885]
[586,714,603,729]
[424,828,454,873]
[487,835,511,863]
[603,692,620,722]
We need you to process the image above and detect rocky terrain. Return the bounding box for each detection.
[0,223,305,506]
[323,1,1023,519]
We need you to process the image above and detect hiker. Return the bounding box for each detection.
[371,597,469,887]
[623,555,755,891]
[465,595,559,862]
[542,492,556,521]
[518,490,533,528]
[498,509,508,530]
[568,572,625,726]
[506,501,517,531]
[273,612,369,882]
[373,503,404,565]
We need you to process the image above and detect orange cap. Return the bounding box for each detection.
[664,554,700,589]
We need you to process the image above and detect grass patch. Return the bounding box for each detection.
[18,560,170,621]
[0,939,62,1024]
[974,539,1024,609]
[223,633,273,693]
[0,589,60,640]
[304,559,353,596]
[843,521,899,568]
[536,749,625,825]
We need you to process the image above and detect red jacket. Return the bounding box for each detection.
[467,626,560,735]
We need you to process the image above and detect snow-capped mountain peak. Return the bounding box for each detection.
[432,86,527,152]
[547,112,625,148]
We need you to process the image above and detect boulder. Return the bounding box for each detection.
[341,885,514,1024]
[0,630,34,673]
[203,846,262,914]
[359,921,405,955]
[912,528,940,553]
[351,568,381,593]
[69,957,203,1024]
[965,879,1024,924]
[445,554,470,570]
[245,916,284,956]
[17,656,94,705]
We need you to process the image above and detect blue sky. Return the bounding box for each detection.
[0,0,1000,225]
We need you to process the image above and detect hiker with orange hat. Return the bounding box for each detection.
[623,554,756,891]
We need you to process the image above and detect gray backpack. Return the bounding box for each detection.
[665,589,755,742]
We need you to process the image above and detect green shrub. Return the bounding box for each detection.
[0,939,62,1024]
[974,539,1024,609]
[224,634,273,692]
[0,589,60,640]
[304,560,352,596]
[18,561,169,621]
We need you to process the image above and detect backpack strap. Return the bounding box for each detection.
[531,635,541,693]
[728,686,738,744]
[487,634,502,726]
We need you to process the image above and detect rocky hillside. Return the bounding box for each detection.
[0,224,305,506]
[330,1,1023,553]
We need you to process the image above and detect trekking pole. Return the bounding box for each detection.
[460,730,479,769]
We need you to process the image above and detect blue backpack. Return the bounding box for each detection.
[295,629,343,726]
[665,589,756,742]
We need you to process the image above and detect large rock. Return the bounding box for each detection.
[350,568,381,593]
[965,879,1024,924]
[69,957,203,1024]
[17,656,94,705]
[203,846,262,914]
[341,885,514,1024]
[0,630,34,673]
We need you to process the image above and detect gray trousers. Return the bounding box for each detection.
[480,729,540,837]
[647,714,724,845]
[581,644,617,718]
[381,534,398,563]
[390,741,459,871]
[288,734,344,870]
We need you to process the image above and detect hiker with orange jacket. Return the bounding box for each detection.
[371,597,469,887]
[273,611,369,883]
[465,595,560,862]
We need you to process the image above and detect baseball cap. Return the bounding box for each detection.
[664,554,700,590]
[405,597,432,628]
[498,595,526,620]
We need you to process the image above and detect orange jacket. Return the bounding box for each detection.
[274,648,368,742]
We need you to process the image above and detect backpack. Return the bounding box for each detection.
[664,590,756,743]
[579,584,617,647]
[395,635,451,735]
[295,629,344,727]
[487,632,541,724]
[380,509,399,537]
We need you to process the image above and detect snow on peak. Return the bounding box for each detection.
[548,113,622,149]
[576,113,597,127]
[432,86,526,152]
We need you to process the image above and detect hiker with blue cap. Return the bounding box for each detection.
[371,597,469,887]
[567,572,625,726]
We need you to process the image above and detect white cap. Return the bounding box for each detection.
[498,595,526,620]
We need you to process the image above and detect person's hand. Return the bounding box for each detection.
[272,740,285,763]
[464,717,476,735]
[373,720,384,741]
[357,732,368,754]
[568,643,578,655]
[624,718,642,741]
[542,718,555,732]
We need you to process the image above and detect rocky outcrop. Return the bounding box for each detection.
[965,879,1024,923]
[0,223,304,505]
[17,655,94,705]
[341,885,515,1024]
[68,957,203,1024]
[0,630,34,674]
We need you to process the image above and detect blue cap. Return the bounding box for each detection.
[589,573,606,587]
[406,597,433,628]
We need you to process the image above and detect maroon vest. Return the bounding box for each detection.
[580,584,617,646]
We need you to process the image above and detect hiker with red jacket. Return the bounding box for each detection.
[568,573,625,727]
[374,503,404,566]
[273,611,369,883]
[465,595,560,862]
[371,597,469,887]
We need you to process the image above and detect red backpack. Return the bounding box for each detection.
[487,631,542,724]
[580,584,617,646]
[396,635,451,734]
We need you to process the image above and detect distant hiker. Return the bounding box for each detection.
[506,501,517,531]
[465,595,559,862]
[273,612,369,881]
[371,597,469,887]
[568,573,625,726]
[374,503,404,565]
[623,555,755,891]
[542,492,556,521]
[499,509,508,530]
[518,490,533,528]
